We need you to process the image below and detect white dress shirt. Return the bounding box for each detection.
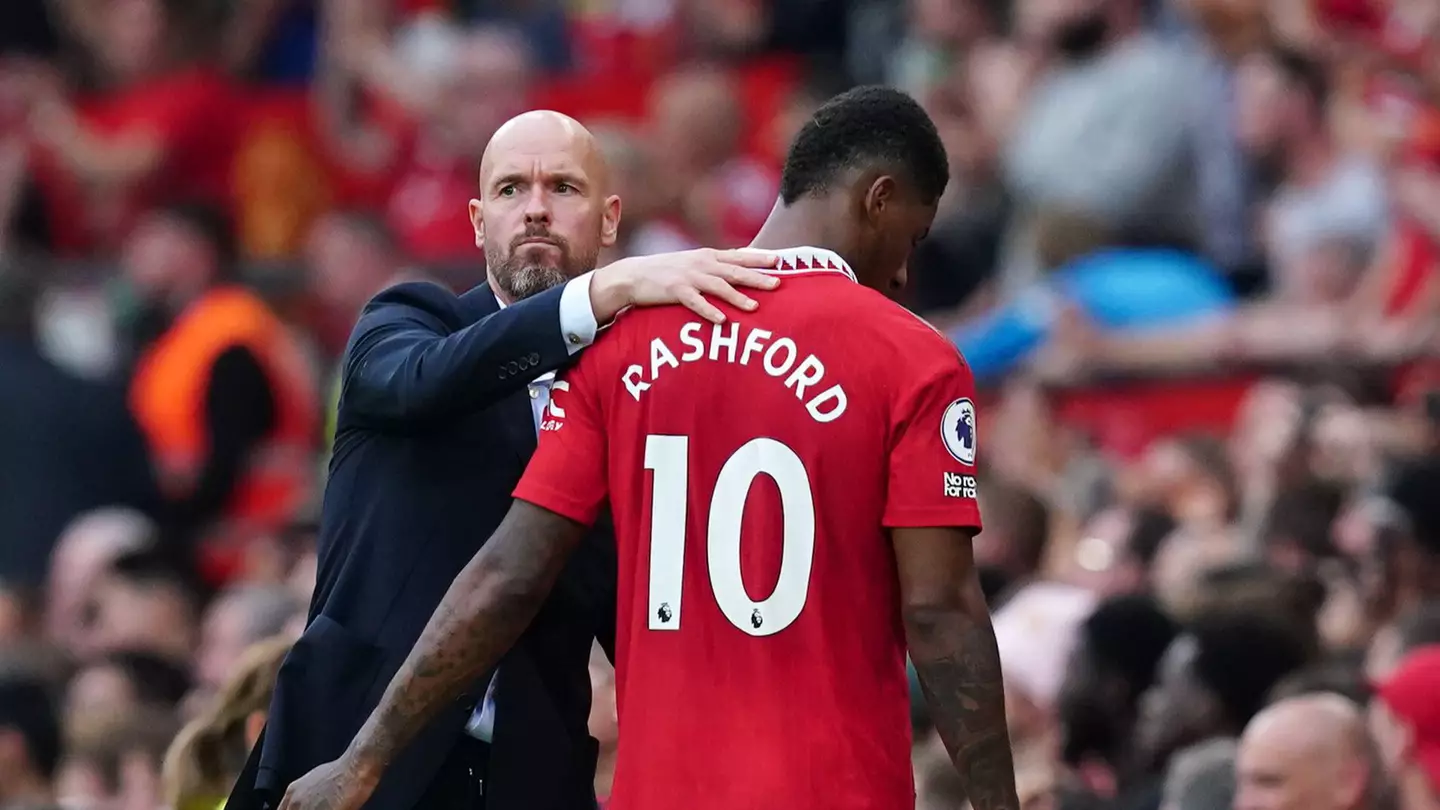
[466,271,601,742]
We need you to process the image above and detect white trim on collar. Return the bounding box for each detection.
[767,246,856,283]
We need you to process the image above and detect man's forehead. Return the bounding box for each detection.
[482,150,591,181]
[480,119,605,185]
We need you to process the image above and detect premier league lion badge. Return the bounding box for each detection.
[940,398,977,465]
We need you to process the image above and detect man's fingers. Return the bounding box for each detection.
[693,274,758,312]
[718,265,780,291]
[714,248,781,269]
[678,288,727,324]
[276,791,291,810]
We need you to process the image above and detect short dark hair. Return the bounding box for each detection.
[1263,477,1345,559]
[99,650,193,708]
[779,85,949,206]
[1387,455,1440,556]
[1267,45,1329,113]
[0,671,60,779]
[1268,650,1370,706]
[1081,594,1178,701]
[1395,601,1440,654]
[155,201,236,270]
[108,548,205,608]
[1127,507,1176,568]
[1189,611,1310,730]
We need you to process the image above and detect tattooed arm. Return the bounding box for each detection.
[892,526,1019,810]
[277,501,586,810]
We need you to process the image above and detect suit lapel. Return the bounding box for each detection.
[461,283,541,465]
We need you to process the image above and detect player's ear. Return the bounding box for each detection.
[469,198,485,250]
[600,194,621,248]
[863,175,895,225]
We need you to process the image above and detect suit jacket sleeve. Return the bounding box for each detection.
[341,281,575,428]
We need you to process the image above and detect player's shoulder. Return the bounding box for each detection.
[835,286,971,375]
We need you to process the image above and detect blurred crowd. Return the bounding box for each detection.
[5,0,1440,809]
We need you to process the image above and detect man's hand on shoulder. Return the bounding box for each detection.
[589,248,781,325]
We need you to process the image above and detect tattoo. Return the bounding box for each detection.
[908,604,1019,810]
[347,501,587,771]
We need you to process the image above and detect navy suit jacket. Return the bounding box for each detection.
[226,280,616,810]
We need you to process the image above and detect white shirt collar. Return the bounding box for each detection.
[766,246,856,283]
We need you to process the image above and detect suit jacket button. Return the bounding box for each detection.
[507,361,520,373]
[518,359,531,372]
[527,352,540,363]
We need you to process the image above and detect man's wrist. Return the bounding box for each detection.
[589,260,636,325]
[342,745,384,790]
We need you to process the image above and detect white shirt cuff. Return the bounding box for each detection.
[558,271,600,355]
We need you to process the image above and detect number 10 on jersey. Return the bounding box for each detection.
[643,434,817,637]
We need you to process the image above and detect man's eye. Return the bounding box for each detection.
[499,185,517,197]
[555,182,574,194]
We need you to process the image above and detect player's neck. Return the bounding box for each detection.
[749,199,845,257]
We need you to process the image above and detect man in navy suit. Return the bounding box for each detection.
[224,110,778,810]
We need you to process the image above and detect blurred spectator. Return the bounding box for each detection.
[1136,611,1311,775]
[1368,601,1440,680]
[1269,650,1372,706]
[1369,646,1440,810]
[194,583,299,696]
[974,479,1052,602]
[57,706,177,810]
[304,210,409,358]
[0,667,61,810]
[32,0,239,255]
[78,548,200,664]
[992,582,1097,745]
[1235,693,1378,810]
[590,124,694,260]
[1058,594,1179,799]
[1070,507,1175,596]
[0,581,33,645]
[303,210,419,450]
[1160,738,1237,810]
[1262,476,1347,572]
[0,263,158,590]
[121,202,318,583]
[162,633,289,810]
[1002,0,1202,288]
[1362,455,1440,627]
[43,508,156,649]
[323,23,534,268]
[1237,46,1388,301]
[648,64,777,249]
[65,650,190,731]
[1182,564,1325,652]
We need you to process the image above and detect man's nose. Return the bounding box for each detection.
[523,186,551,224]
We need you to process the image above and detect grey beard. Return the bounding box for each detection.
[493,260,569,302]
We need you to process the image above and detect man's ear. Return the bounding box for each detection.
[862,175,895,225]
[601,194,622,248]
[469,199,485,250]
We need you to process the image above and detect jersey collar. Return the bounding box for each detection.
[768,246,856,283]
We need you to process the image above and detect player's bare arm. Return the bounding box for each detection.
[892,525,1019,810]
[276,501,587,810]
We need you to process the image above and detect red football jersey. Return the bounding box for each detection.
[514,246,983,810]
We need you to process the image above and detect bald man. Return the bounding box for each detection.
[1235,694,1377,810]
[225,111,778,810]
